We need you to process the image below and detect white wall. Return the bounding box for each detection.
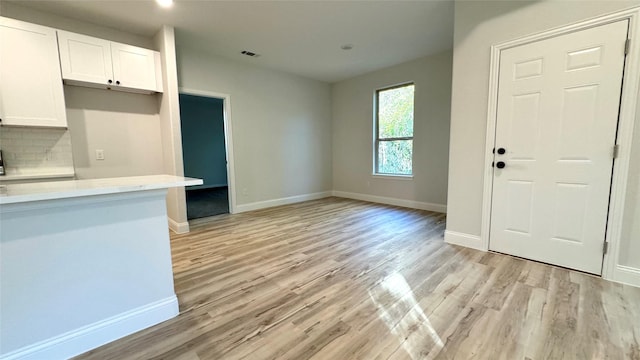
[154,26,189,231]
[331,52,452,209]
[620,98,640,269]
[1,2,165,181]
[176,44,333,206]
[65,87,164,179]
[448,1,640,267]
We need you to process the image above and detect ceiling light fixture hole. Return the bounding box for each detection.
[241,50,260,57]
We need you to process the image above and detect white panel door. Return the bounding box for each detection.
[490,21,629,274]
[57,30,113,86]
[111,43,158,92]
[0,17,67,128]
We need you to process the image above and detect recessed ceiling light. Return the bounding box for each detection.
[341,44,354,50]
[156,0,173,8]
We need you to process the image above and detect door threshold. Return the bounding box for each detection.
[488,250,602,278]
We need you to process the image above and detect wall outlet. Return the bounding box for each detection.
[242,187,248,197]
[95,149,105,160]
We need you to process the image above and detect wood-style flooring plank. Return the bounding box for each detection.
[75,197,640,360]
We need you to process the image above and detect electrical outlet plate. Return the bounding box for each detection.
[96,149,105,160]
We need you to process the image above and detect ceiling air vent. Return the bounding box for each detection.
[241,50,260,57]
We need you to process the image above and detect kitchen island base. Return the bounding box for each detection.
[0,176,201,360]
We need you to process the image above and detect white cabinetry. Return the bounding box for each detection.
[0,17,67,128]
[57,30,112,86]
[111,42,161,92]
[57,30,163,93]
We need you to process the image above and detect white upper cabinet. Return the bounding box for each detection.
[0,17,67,128]
[111,42,159,92]
[57,31,163,93]
[57,30,112,85]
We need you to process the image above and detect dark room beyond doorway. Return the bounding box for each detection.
[179,93,229,219]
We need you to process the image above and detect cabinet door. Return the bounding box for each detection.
[111,42,158,92]
[0,17,67,128]
[57,30,113,86]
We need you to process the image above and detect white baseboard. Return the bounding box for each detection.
[444,230,486,251]
[610,265,640,288]
[168,217,189,234]
[332,190,447,213]
[1,296,179,360]
[235,191,332,213]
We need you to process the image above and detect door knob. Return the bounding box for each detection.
[496,161,506,169]
[497,148,506,155]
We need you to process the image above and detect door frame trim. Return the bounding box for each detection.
[178,87,237,215]
[480,7,640,284]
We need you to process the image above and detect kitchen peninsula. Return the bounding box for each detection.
[0,175,202,360]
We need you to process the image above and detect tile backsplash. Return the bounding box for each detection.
[0,127,75,176]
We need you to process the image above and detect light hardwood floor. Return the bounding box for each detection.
[76,197,640,360]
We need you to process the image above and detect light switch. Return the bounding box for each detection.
[95,149,105,160]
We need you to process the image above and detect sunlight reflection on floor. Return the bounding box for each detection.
[368,272,445,359]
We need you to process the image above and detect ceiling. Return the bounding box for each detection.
[10,0,454,83]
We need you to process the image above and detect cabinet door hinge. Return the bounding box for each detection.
[603,241,609,255]
[613,144,620,159]
[625,39,631,55]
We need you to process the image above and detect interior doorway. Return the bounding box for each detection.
[179,90,235,219]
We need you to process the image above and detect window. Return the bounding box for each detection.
[374,83,414,175]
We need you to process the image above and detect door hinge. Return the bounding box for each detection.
[613,144,620,159]
[625,39,631,55]
[603,241,609,255]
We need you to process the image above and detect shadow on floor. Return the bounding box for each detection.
[186,186,229,220]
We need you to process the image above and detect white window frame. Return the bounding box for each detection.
[373,82,415,177]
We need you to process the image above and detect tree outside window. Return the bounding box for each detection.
[375,83,414,175]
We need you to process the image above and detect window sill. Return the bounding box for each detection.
[372,174,414,180]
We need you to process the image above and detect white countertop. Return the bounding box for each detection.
[0,175,203,205]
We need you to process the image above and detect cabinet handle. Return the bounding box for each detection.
[116,81,121,85]
[108,80,113,84]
